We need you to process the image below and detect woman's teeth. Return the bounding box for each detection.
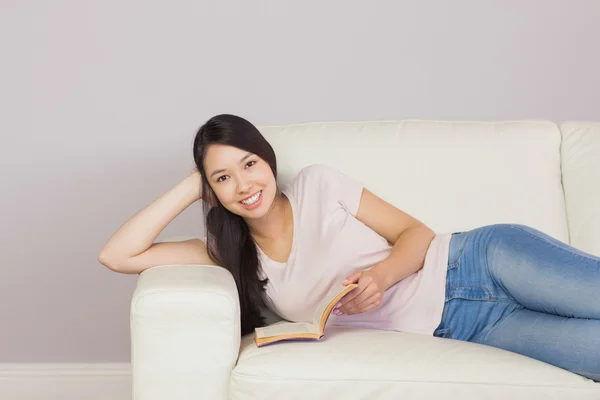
[241,191,261,205]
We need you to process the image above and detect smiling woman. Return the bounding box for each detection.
[192,114,289,335]
[98,114,600,381]
[203,144,274,217]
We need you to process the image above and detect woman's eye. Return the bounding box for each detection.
[246,160,256,168]
[217,175,229,182]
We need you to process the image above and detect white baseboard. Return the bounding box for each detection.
[0,363,131,400]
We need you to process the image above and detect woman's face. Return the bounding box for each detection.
[203,144,277,220]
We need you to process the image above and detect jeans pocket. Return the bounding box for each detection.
[448,231,473,268]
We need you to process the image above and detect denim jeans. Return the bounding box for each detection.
[433,224,600,381]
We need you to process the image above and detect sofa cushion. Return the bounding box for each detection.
[231,327,599,399]
[260,120,569,243]
[560,121,600,257]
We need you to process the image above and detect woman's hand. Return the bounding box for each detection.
[184,167,203,201]
[334,268,387,316]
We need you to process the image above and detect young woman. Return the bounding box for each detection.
[99,114,600,381]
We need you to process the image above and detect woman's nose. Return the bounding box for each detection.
[237,179,252,193]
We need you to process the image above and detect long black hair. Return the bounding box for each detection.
[193,114,276,336]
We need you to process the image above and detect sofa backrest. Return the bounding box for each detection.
[560,121,600,257]
[260,120,570,243]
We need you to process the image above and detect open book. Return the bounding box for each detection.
[254,283,359,347]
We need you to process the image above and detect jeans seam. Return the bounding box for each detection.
[447,285,493,301]
[508,225,600,264]
[484,228,520,303]
[475,304,522,344]
[445,294,513,303]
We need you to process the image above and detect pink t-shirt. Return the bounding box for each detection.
[258,164,452,335]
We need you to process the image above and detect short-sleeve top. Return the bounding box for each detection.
[257,164,451,335]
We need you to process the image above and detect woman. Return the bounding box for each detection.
[99,114,600,381]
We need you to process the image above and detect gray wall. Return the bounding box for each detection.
[2,0,599,362]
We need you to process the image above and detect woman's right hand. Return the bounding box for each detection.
[185,167,203,201]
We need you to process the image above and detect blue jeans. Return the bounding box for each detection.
[433,224,600,381]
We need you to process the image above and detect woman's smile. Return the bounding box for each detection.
[239,190,263,209]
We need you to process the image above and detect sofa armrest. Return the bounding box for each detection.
[131,264,240,400]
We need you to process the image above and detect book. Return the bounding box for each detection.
[254,283,359,347]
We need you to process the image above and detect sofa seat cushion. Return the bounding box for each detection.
[231,326,599,399]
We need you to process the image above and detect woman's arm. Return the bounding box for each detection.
[335,188,436,316]
[98,169,206,273]
[368,224,436,290]
[354,188,436,290]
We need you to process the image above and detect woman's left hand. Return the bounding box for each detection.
[334,268,387,316]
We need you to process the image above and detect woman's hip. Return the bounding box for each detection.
[434,224,544,340]
[434,225,515,340]
[434,223,600,339]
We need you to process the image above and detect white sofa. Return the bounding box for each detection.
[130,120,600,399]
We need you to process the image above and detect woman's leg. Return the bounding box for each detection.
[435,224,600,381]
[475,224,600,380]
[483,224,600,319]
[472,306,600,381]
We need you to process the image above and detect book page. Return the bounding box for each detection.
[312,283,358,326]
[255,321,320,338]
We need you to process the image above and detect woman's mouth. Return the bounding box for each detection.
[239,190,262,209]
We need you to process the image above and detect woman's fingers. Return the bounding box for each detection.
[338,285,365,308]
[338,286,377,315]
